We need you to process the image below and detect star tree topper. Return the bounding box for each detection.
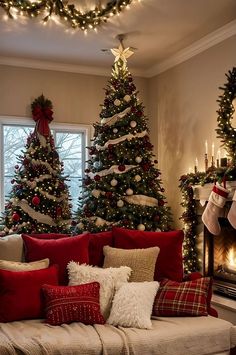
[111,44,134,75]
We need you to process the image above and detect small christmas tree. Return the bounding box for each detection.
[1,95,72,235]
[75,43,172,233]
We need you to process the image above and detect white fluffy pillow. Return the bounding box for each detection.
[67,262,132,319]
[107,281,159,329]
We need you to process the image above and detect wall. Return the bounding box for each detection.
[148,35,236,228]
[0,65,148,125]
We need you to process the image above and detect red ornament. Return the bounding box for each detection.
[158,199,165,206]
[56,207,62,217]
[11,179,15,184]
[118,164,126,172]
[105,192,113,199]
[154,215,160,222]
[108,144,113,150]
[32,196,40,206]
[85,168,90,174]
[94,175,101,181]
[12,212,20,222]
[15,165,19,170]
[154,160,158,164]
[161,188,165,192]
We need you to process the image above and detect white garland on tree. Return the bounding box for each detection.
[31,159,57,175]
[11,198,56,226]
[88,164,137,179]
[101,107,131,126]
[38,188,68,202]
[96,130,148,151]
[88,216,113,227]
[124,194,159,207]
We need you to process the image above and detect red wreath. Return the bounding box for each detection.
[31,94,53,136]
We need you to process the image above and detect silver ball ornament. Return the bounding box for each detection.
[130,120,137,128]
[110,178,118,187]
[126,188,133,196]
[135,156,142,163]
[137,223,145,231]
[117,200,124,208]
[134,175,142,182]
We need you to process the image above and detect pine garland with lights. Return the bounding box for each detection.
[74,45,172,234]
[0,94,72,235]
[216,67,236,164]
[0,0,134,31]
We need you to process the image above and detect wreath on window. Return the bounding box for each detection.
[215,67,236,165]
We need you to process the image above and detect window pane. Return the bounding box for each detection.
[3,125,33,199]
[55,132,83,178]
[68,177,83,211]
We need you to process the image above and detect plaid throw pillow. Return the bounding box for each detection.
[152,277,211,317]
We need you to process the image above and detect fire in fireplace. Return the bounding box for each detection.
[204,218,236,299]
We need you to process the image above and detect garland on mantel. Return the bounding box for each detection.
[179,166,236,274]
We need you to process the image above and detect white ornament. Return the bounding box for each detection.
[134,175,142,182]
[113,128,118,134]
[124,95,131,103]
[117,200,124,208]
[114,99,121,106]
[110,179,118,187]
[137,224,145,231]
[77,222,84,230]
[135,156,142,163]
[130,120,137,128]
[126,188,133,196]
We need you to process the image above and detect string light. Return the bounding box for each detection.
[0,0,134,31]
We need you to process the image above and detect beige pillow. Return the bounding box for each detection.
[103,245,160,282]
[0,234,23,262]
[0,258,50,271]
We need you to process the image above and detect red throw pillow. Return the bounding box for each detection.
[42,282,105,326]
[22,234,89,285]
[153,277,211,317]
[0,265,58,322]
[22,233,71,239]
[88,231,113,266]
[113,227,184,282]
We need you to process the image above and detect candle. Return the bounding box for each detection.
[212,143,215,157]
[217,149,220,168]
[195,158,198,167]
[205,140,208,155]
[194,158,198,174]
[217,149,221,161]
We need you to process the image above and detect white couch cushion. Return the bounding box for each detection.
[0,234,23,262]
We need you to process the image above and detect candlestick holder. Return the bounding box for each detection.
[217,159,219,168]
[205,153,208,172]
[194,165,197,174]
[211,156,215,167]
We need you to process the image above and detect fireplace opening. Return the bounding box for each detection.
[203,218,236,299]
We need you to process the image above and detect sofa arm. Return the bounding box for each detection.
[183,272,218,318]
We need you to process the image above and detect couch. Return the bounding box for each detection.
[0,228,235,355]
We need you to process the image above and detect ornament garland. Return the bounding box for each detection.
[0,0,134,31]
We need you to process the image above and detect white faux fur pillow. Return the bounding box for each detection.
[107,281,159,329]
[67,262,132,319]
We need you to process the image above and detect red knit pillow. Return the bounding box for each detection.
[0,265,59,322]
[42,282,105,326]
[153,277,211,317]
[22,234,89,285]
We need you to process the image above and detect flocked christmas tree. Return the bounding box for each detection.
[75,43,172,233]
[1,95,72,235]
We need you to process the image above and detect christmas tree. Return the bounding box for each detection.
[74,44,172,233]
[1,95,72,235]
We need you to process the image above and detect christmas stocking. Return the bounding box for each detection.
[202,183,229,235]
[228,190,236,229]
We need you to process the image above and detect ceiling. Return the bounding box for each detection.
[0,0,236,77]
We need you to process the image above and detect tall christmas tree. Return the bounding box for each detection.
[1,95,72,235]
[75,43,172,233]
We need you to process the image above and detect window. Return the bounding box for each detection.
[0,117,91,213]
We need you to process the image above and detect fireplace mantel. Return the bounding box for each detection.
[193,181,236,203]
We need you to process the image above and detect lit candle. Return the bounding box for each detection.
[217,149,221,161]
[195,158,198,167]
[212,143,215,157]
[205,140,208,155]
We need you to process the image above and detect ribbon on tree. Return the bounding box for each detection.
[31,94,53,137]
[96,130,148,151]
[124,194,159,207]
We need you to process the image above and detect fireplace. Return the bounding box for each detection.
[204,217,236,299]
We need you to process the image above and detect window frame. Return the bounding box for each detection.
[0,115,92,213]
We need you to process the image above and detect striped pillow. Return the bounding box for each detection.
[152,277,211,317]
[42,282,105,326]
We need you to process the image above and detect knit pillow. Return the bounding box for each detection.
[107,281,159,329]
[0,258,49,271]
[103,245,159,282]
[67,262,131,319]
[42,282,105,326]
[152,277,211,317]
